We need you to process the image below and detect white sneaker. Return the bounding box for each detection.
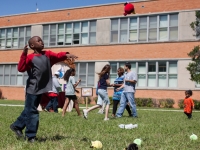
[44,109,49,112]
[83,109,88,119]
[98,109,104,114]
[104,118,109,121]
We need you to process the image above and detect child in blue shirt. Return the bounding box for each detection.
[112,67,132,117]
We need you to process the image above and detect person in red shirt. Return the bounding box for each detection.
[10,36,77,142]
[184,90,194,119]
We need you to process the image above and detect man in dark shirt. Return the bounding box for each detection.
[10,36,77,142]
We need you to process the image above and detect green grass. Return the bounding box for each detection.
[0,102,200,150]
[0,100,25,105]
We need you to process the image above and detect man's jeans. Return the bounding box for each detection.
[13,93,42,138]
[116,92,137,117]
[45,96,58,113]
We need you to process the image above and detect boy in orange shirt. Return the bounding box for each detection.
[184,90,194,119]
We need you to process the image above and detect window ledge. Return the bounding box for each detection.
[0,39,200,51]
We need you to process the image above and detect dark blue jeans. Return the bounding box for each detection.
[13,93,42,138]
[45,96,58,113]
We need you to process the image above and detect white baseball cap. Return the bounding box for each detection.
[54,71,60,75]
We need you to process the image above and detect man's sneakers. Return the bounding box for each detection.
[10,124,24,139]
[83,109,88,119]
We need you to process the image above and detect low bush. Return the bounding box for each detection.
[158,98,175,108]
[178,99,200,110]
[178,99,184,109]
[0,88,6,99]
[135,98,153,107]
[193,99,200,110]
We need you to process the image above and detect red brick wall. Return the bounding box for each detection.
[0,41,199,106]
[0,41,198,63]
[0,86,25,100]
[0,0,199,27]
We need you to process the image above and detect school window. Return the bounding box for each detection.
[109,61,178,88]
[110,13,178,43]
[0,26,31,49]
[74,62,95,87]
[43,20,96,47]
[195,82,200,88]
[0,64,28,86]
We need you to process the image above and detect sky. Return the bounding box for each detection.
[0,0,127,16]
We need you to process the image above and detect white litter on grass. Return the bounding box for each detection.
[119,124,138,129]
[190,134,198,140]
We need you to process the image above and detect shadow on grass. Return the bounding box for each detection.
[37,134,91,143]
[37,134,72,142]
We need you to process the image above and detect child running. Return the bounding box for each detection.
[10,36,77,142]
[62,68,81,117]
[83,64,111,121]
[184,90,194,119]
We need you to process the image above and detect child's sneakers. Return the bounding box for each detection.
[83,109,88,119]
[98,109,104,114]
[43,109,49,112]
[10,124,24,139]
[104,118,109,121]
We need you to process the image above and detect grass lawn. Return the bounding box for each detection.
[0,101,200,150]
[0,99,25,105]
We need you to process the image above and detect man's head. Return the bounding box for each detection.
[54,71,60,78]
[28,36,44,52]
[124,62,131,72]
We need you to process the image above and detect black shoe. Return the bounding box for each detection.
[28,137,36,143]
[26,137,37,143]
[10,124,24,139]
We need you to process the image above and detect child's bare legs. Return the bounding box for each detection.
[98,102,105,114]
[74,100,81,116]
[87,105,101,112]
[62,98,70,117]
[104,104,110,119]
[83,105,101,119]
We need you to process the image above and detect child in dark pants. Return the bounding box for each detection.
[112,67,132,117]
[44,71,62,113]
[10,36,77,142]
[184,90,194,119]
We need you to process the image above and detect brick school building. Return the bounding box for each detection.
[0,0,200,107]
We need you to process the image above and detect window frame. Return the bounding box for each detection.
[74,62,95,87]
[0,64,27,86]
[42,20,96,47]
[110,13,179,43]
[109,61,178,89]
[0,26,31,50]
